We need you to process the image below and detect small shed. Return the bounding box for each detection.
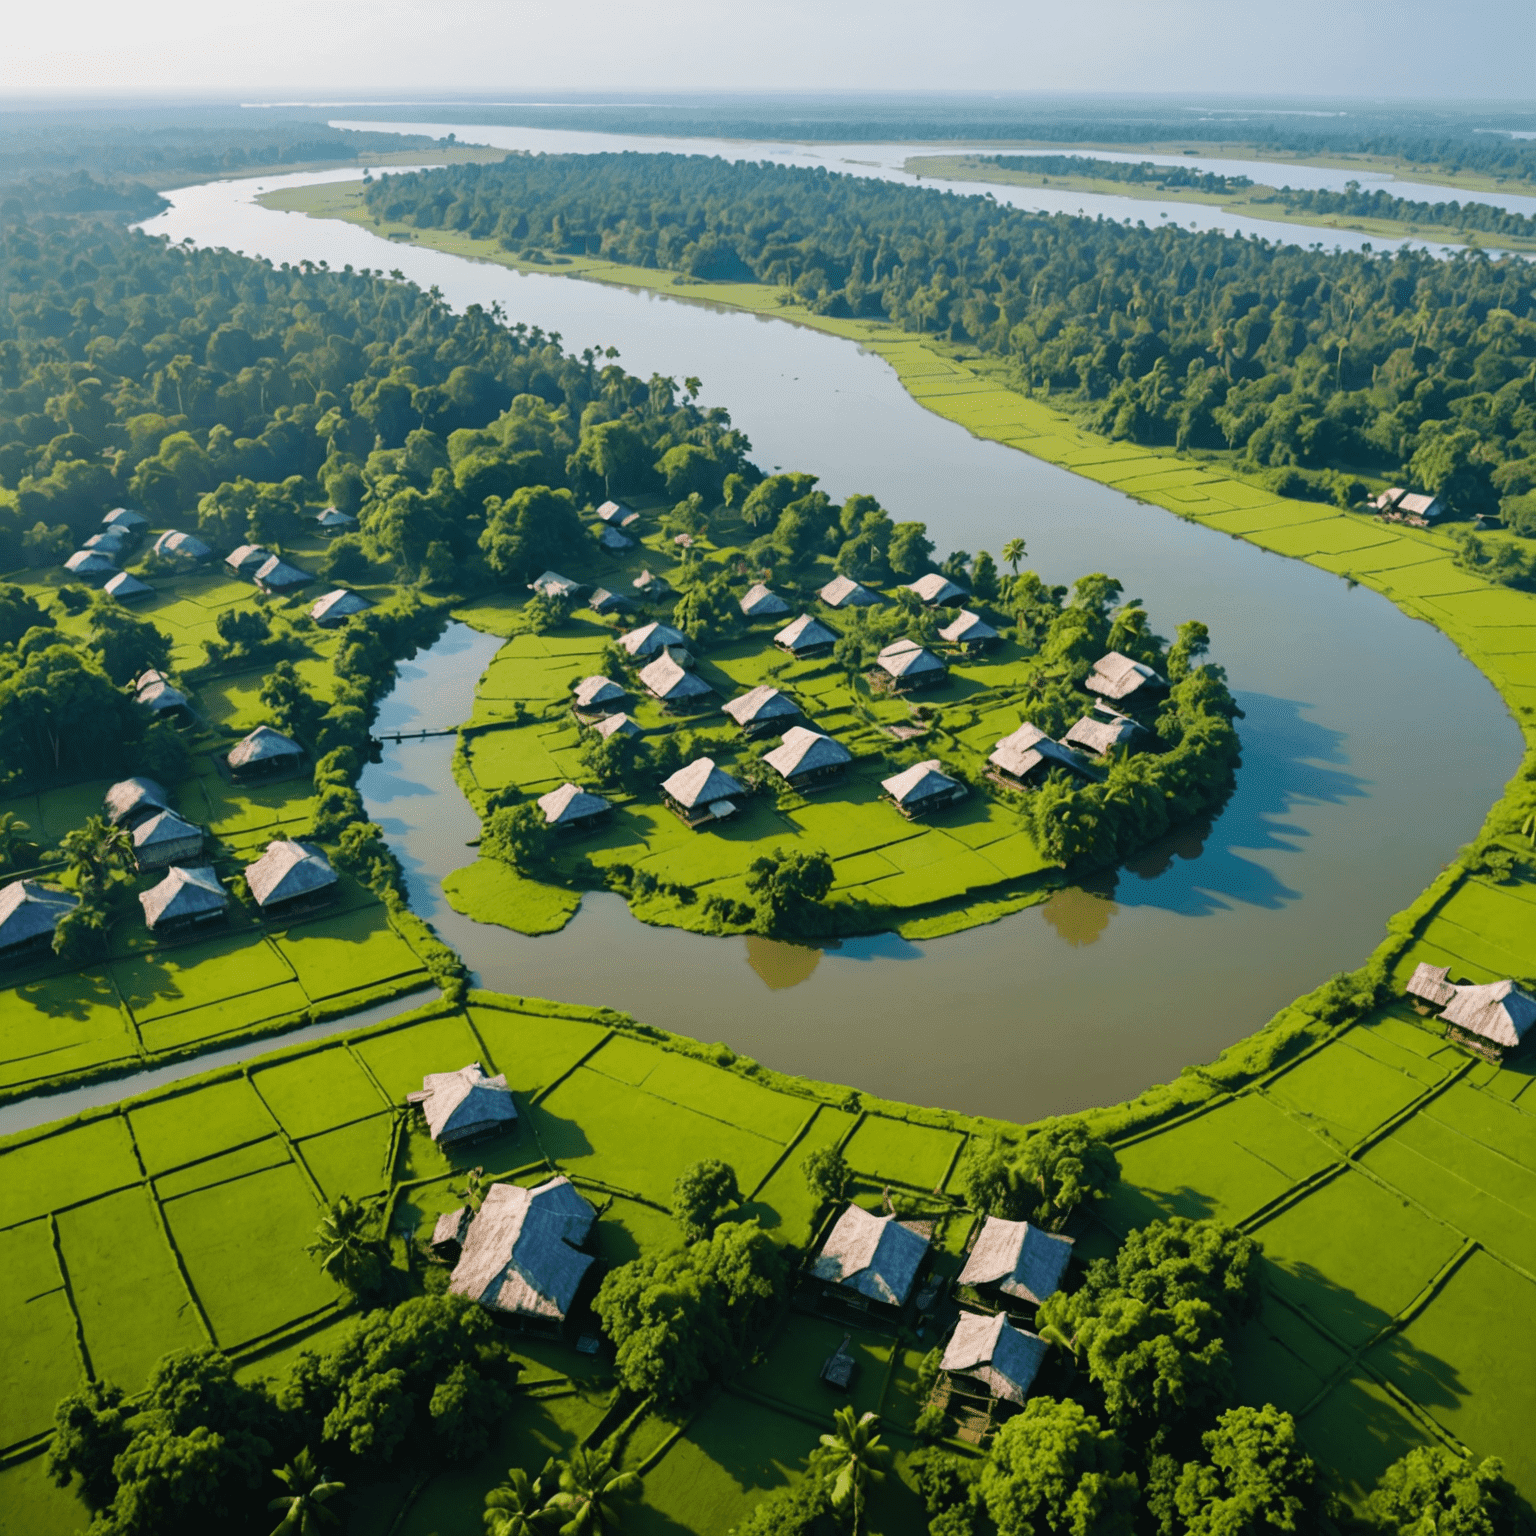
[530,570,581,600]
[882,759,966,819]
[632,569,671,599]
[0,879,78,960]
[311,588,371,627]
[1440,980,1536,1061]
[988,723,1092,789]
[764,727,852,791]
[448,1176,598,1327]
[64,549,118,580]
[819,575,881,609]
[592,712,641,741]
[907,572,968,606]
[1085,652,1167,706]
[84,530,131,554]
[134,670,189,718]
[104,776,170,829]
[619,620,687,659]
[408,1062,519,1145]
[811,1204,930,1312]
[226,544,269,577]
[316,507,357,533]
[103,508,149,531]
[1063,712,1145,757]
[939,609,1000,652]
[255,555,311,593]
[131,810,204,872]
[821,1333,857,1391]
[774,613,838,658]
[588,587,630,616]
[941,1311,1049,1405]
[104,571,154,602]
[874,639,948,692]
[660,758,747,828]
[227,725,304,781]
[153,530,211,563]
[572,675,627,713]
[958,1216,1075,1306]
[596,500,639,528]
[245,839,338,915]
[740,583,790,619]
[1406,962,1457,1010]
[431,1207,474,1263]
[538,782,612,833]
[140,865,228,935]
[723,684,801,737]
[639,653,714,709]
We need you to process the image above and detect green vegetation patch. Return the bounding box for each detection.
[272,906,429,1000]
[129,1078,276,1172]
[442,858,584,935]
[0,972,137,1094]
[741,1313,894,1421]
[352,1013,487,1101]
[637,1053,812,1143]
[153,1137,290,1199]
[1298,1368,1440,1501]
[467,1003,609,1096]
[1261,1039,1431,1148]
[297,1114,397,1200]
[252,1045,389,1138]
[111,933,296,1023]
[842,1112,964,1190]
[0,1221,84,1451]
[0,1116,139,1228]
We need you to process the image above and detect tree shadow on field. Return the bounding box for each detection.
[14,968,124,1021]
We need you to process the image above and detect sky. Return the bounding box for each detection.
[2,0,1533,100]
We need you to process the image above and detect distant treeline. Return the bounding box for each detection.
[1262,182,1536,239]
[365,153,1536,521]
[983,154,1254,195]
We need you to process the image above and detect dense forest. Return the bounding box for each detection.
[984,154,1256,195]
[364,153,1536,520]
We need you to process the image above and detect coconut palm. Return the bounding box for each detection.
[452,1165,488,1212]
[268,1448,343,1536]
[305,1194,383,1297]
[819,1407,891,1536]
[1002,537,1028,574]
[485,1461,554,1536]
[59,815,132,897]
[544,1446,641,1535]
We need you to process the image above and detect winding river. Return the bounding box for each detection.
[131,167,1521,1123]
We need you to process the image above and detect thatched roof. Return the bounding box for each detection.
[84,530,130,552]
[957,1216,1075,1304]
[941,1311,1049,1404]
[723,685,800,728]
[104,571,154,601]
[407,1062,518,1143]
[131,810,203,856]
[1440,980,1536,1049]
[819,575,880,609]
[939,609,998,644]
[255,555,310,591]
[530,570,580,598]
[134,674,188,714]
[153,529,211,561]
[226,543,269,574]
[775,613,838,652]
[1397,492,1444,519]
[619,620,686,657]
[876,638,947,680]
[811,1205,929,1306]
[1063,713,1143,757]
[538,782,611,827]
[882,758,962,809]
[104,776,170,827]
[596,500,639,526]
[740,583,790,618]
[64,549,117,576]
[1372,488,1406,512]
[449,1177,597,1321]
[588,587,630,615]
[907,572,967,605]
[764,726,851,780]
[633,568,671,595]
[661,757,745,809]
[228,725,303,769]
[573,675,626,709]
[1407,963,1457,1008]
[432,1207,473,1250]
[245,839,337,908]
[103,508,148,530]
[310,589,370,625]
[0,879,77,950]
[1086,651,1167,702]
[989,722,1090,781]
[639,653,712,702]
[140,865,227,928]
[316,507,357,530]
[598,526,634,551]
[593,712,640,740]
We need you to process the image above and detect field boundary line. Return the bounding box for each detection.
[531,1032,616,1106]
[245,1070,328,1206]
[746,1105,825,1202]
[48,1210,92,1384]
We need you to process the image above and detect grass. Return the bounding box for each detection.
[442,858,585,934]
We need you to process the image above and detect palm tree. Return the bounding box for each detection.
[0,811,34,871]
[268,1449,343,1536]
[544,1446,641,1535]
[305,1195,383,1297]
[1002,537,1028,574]
[485,1462,554,1536]
[60,816,132,898]
[452,1165,488,1212]
[819,1407,891,1536]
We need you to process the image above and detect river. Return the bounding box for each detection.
[129,168,1519,1123]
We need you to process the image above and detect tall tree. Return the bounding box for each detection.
[817,1407,891,1536]
[267,1448,344,1536]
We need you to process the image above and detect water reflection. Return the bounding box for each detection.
[1040,883,1118,948]
[744,936,823,990]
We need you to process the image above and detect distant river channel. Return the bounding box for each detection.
[135,169,1520,1123]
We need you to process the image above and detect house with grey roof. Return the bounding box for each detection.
[941,1311,1049,1405]
[592,712,641,741]
[1440,980,1536,1061]
[1085,652,1167,707]
[64,549,118,580]
[0,879,78,960]
[774,613,838,658]
[596,500,639,528]
[1063,712,1145,758]
[812,1204,930,1315]
[103,571,154,602]
[1373,487,1447,524]
[639,653,714,710]
[764,727,852,791]
[226,544,269,578]
[819,575,881,609]
[538,782,612,833]
[938,609,1000,652]
[988,723,1093,790]
[449,1176,598,1328]
[598,525,633,551]
[255,555,311,593]
[132,810,204,872]
[104,776,171,829]
[588,587,630,616]
[245,839,337,916]
[408,1062,518,1146]
[431,1207,474,1263]
[660,758,747,828]
[133,670,189,718]
[316,507,357,533]
[227,725,304,782]
[740,583,790,619]
[153,529,211,563]
[530,570,581,600]
[311,589,370,627]
[572,675,627,714]
[882,759,966,819]
[632,569,671,599]
[1406,962,1457,1011]
[619,620,687,658]
[907,572,968,606]
[873,639,948,692]
[958,1216,1075,1307]
[103,508,149,531]
[723,684,801,737]
[140,865,228,935]
[84,530,131,555]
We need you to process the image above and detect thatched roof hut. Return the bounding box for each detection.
[988,722,1092,788]
[1063,712,1145,757]
[740,583,790,619]
[407,1062,518,1145]
[227,725,304,780]
[774,613,838,657]
[64,549,118,579]
[881,759,966,818]
[1406,962,1457,1008]
[255,555,311,593]
[598,526,633,551]
[573,675,627,712]
[104,776,170,829]
[1085,651,1167,704]
[958,1216,1075,1305]
[941,1311,1049,1404]
[316,507,357,532]
[103,508,148,531]
[538,782,612,831]
[907,572,968,606]
[153,529,211,562]
[660,758,746,826]
[588,587,630,616]
[131,810,204,872]
[310,589,370,627]
[449,1176,598,1323]
[819,575,881,609]
[874,638,948,690]
[596,500,639,527]
[811,1204,930,1308]
[632,568,671,598]
[763,726,851,789]
[431,1206,474,1261]
[133,671,189,716]
[140,865,228,932]
[723,684,801,735]
[619,620,686,658]
[938,609,999,650]
[1440,980,1536,1056]
[530,570,581,600]
[226,543,269,576]
[639,653,714,708]
[104,571,154,602]
[0,879,77,958]
[84,530,131,554]
[245,839,337,913]
[593,711,641,740]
